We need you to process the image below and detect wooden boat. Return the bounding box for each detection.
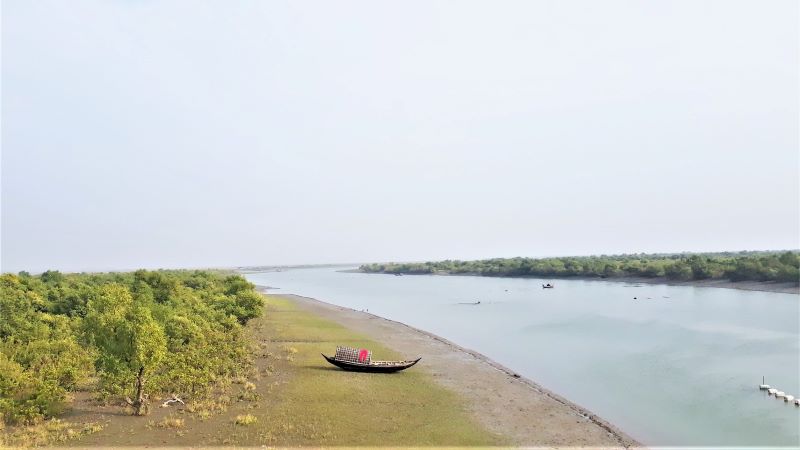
[322,346,420,373]
[322,354,421,372]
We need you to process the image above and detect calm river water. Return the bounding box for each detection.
[244,267,799,446]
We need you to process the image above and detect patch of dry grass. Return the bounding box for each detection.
[155,416,185,429]
[234,414,258,426]
[283,346,298,355]
[185,397,229,420]
[0,419,104,447]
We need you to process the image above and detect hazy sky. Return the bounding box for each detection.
[2,1,798,273]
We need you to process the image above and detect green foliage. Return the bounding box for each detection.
[0,275,93,424]
[0,352,68,423]
[664,261,693,281]
[361,250,800,283]
[214,290,264,324]
[84,285,167,407]
[0,270,263,424]
[39,271,64,284]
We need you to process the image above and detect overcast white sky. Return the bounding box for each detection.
[1,1,798,273]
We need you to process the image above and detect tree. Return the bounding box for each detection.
[84,285,166,415]
[603,264,620,278]
[213,289,263,324]
[687,255,712,280]
[40,270,64,284]
[664,261,692,280]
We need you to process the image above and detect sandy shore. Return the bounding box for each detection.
[274,292,641,448]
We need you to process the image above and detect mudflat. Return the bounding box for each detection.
[282,293,640,448]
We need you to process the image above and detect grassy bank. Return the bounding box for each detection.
[39,294,503,447]
[235,295,503,446]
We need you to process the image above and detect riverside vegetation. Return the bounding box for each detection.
[0,270,263,433]
[1,272,500,447]
[361,251,800,283]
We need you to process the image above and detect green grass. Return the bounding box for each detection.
[241,295,505,446]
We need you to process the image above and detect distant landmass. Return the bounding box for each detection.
[235,263,358,273]
[360,250,800,284]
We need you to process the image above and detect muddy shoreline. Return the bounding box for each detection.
[269,291,642,448]
[348,270,799,294]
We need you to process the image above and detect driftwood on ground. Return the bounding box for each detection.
[160,395,186,408]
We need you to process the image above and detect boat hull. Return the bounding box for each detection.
[322,354,421,373]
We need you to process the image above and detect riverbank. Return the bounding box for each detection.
[277,292,640,447]
[351,270,799,294]
[38,287,638,447]
[44,293,505,447]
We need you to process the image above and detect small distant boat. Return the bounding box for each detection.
[322,346,420,373]
[394,273,403,276]
[542,283,554,289]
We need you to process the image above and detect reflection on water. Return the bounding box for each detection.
[245,268,800,447]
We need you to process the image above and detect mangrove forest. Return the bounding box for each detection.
[0,269,263,425]
[360,251,800,283]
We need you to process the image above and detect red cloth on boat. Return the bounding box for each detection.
[335,346,372,363]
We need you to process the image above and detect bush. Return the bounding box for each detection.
[0,354,67,424]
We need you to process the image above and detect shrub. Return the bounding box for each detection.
[235,414,258,426]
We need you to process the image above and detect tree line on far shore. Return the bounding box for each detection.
[360,251,800,283]
[0,270,263,425]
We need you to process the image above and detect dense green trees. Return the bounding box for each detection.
[84,285,167,415]
[0,270,263,425]
[0,274,95,424]
[361,251,800,283]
